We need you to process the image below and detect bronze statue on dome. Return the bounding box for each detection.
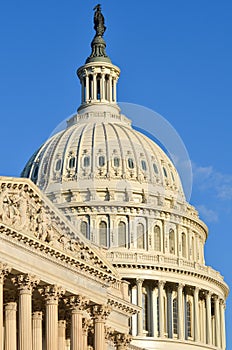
[93,4,106,37]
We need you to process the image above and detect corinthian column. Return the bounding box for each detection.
[13,274,39,350]
[32,311,43,350]
[0,263,11,350]
[82,318,92,350]
[220,300,226,350]
[91,305,111,350]
[40,285,65,350]
[4,302,17,350]
[177,284,184,340]
[65,295,88,350]
[206,291,212,345]
[213,295,221,348]
[158,280,165,338]
[114,333,132,350]
[194,287,199,342]
[58,320,66,350]
[136,279,144,336]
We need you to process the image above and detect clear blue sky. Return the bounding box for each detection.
[0,0,231,346]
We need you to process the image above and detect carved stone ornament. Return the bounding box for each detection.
[39,285,65,304]
[12,274,39,293]
[0,262,11,283]
[114,333,132,347]
[90,304,111,322]
[64,295,89,312]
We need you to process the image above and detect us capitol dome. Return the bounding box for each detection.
[20,5,228,350]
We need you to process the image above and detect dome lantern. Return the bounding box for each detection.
[77,5,120,113]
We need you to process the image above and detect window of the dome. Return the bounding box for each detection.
[173,298,178,335]
[43,163,48,174]
[83,156,90,167]
[81,221,89,239]
[32,164,39,181]
[153,163,159,174]
[141,160,147,171]
[154,226,161,251]
[113,157,120,167]
[55,159,61,171]
[137,223,145,249]
[98,156,105,167]
[69,157,76,169]
[163,167,168,178]
[118,221,126,247]
[128,158,135,169]
[99,221,108,247]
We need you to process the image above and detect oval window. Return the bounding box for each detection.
[114,157,120,167]
[69,157,75,169]
[128,158,134,169]
[163,167,168,178]
[153,163,158,174]
[55,159,61,171]
[98,156,105,167]
[141,160,147,171]
[83,156,90,167]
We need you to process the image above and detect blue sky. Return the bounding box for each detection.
[0,0,232,346]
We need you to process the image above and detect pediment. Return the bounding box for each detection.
[0,176,120,283]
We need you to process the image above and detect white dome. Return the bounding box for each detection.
[22,109,185,204]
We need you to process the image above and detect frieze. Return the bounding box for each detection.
[0,177,120,283]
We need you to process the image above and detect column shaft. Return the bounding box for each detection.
[32,312,43,350]
[151,288,158,337]
[177,284,184,340]
[19,291,32,350]
[220,301,226,350]
[158,281,165,338]
[206,292,212,345]
[46,303,58,350]
[194,288,199,342]
[71,311,82,350]
[5,303,17,350]
[93,74,97,100]
[214,297,221,348]
[95,321,105,350]
[109,76,112,102]
[136,279,143,336]
[58,320,66,350]
[85,75,89,101]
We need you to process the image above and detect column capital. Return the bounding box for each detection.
[158,280,166,288]
[82,318,92,334]
[114,333,132,348]
[12,274,39,294]
[64,295,88,312]
[32,311,43,321]
[212,294,219,302]
[178,283,185,290]
[90,304,111,322]
[219,299,226,307]
[5,301,17,311]
[39,285,65,304]
[136,278,144,285]
[105,326,115,342]
[194,286,200,295]
[0,262,11,283]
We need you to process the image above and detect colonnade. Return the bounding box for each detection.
[130,279,226,349]
[0,264,131,350]
[80,70,118,104]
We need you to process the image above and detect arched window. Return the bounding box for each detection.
[118,221,126,247]
[80,221,89,238]
[169,229,175,254]
[173,298,178,335]
[99,221,107,247]
[182,232,187,258]
[137,223,145,249]
[154,226,161,251]
[186,301,192,338]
